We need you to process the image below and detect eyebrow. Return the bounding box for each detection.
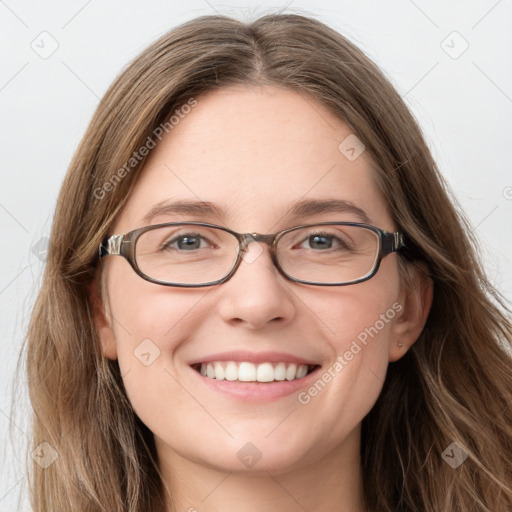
[141,198,371,226]
[286,198,371,224]
[141,199,227,225]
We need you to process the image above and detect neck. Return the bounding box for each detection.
[158,426,366,512]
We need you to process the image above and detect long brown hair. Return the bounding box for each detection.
[24,12,512,511]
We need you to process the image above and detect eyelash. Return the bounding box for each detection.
[295,232,352,251]
[162,233,216,251]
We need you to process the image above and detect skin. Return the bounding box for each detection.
[93,85,433,512]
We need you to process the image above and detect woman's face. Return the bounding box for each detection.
[98,85,416,476]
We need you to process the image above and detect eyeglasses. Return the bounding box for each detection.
[98,221,404,287]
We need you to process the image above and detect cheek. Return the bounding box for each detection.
[106,258,210,343]
[104,263,212,406]
[109,291,210,426]
[296,265,401,418]
[312,260,401,351]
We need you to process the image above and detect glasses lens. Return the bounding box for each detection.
[135,224,239,285]
[276,224,380,284]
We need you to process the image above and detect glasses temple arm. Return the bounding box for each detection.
[381,231,405,255]
[99,234,124,258]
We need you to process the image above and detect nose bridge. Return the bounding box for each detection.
[242,232,276,247]
[236,232,280,273]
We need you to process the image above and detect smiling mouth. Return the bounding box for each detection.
[191,361,320,383]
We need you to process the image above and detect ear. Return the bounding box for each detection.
[88,277,117,360]
[389,261,433,362]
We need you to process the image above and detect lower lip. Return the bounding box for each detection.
[190,365,321,402]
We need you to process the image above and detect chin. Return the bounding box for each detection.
[190,438,313,475]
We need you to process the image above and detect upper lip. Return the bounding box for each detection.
[188,350,320,366]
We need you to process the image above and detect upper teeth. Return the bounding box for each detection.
[199,361,310,382]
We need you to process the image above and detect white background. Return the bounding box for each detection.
[1,0,511,510]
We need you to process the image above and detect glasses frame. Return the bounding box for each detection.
[99,221,405,288]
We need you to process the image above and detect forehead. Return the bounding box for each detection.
[113,85,392,233]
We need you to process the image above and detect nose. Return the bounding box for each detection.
[216,241,297,330]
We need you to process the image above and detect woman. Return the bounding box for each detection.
[25,12,512,512]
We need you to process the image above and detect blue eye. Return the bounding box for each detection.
[298,231,352,251]
[305,233,334,250]
[164,233,210,251]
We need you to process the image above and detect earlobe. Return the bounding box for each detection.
[88,277,117,360]
[389,262,433,362]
